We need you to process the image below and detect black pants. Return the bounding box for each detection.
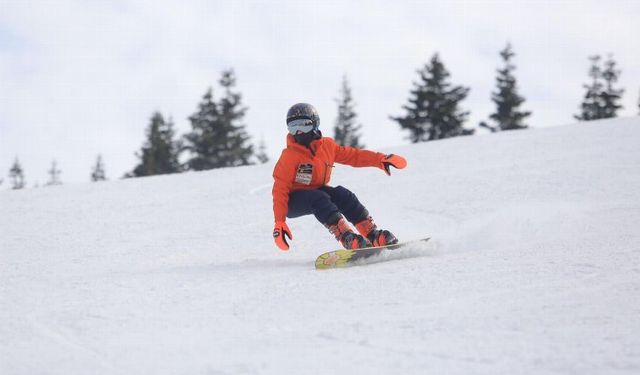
[287,185,367,225]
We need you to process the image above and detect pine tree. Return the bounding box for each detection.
[391,53,473,142]
[333,75,364,148]
[45,160,62,186]
[575,55,605,121]
[575,54,625,121]
[183,88,218,171]
[489,43,531,131]
[91,155,107,181]
[600,54,624,119]
[184,70,254,170]
[128,112,182,177]
[256,137,269,164]
[9,158,25,190]
[218,70,253,166]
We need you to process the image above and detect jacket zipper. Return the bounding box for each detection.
[322,162,329,184]
[305,143,329,185]
[306,144,316,157]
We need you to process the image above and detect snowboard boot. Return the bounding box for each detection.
[355,216,399,247]
[325,214,370,250]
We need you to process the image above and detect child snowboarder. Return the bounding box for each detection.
[272,103,407,251]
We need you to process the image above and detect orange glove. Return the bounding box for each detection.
[379,154,407,176]
[273,221,293,251]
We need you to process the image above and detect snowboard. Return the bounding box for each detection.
[315,237,431,270]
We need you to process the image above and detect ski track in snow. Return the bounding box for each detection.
[2,117,640,374]
[248,183,271,196]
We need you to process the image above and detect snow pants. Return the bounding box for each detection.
[287,185,367,225]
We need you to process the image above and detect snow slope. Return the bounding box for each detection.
[2,117,640,374]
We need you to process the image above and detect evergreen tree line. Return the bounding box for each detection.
[5,158,70,190]
[333,44,632,145]
[391,44,629,143]
[126,69,258,178]
[5,44,638,189]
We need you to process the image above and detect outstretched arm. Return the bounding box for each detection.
[332,139,407,175]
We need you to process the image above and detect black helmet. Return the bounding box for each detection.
[286,103,320,135]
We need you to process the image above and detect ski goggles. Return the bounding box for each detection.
[287,118,317,135]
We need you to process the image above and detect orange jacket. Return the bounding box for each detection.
[272,134,386,222]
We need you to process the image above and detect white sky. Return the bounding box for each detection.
[1,0,639,185]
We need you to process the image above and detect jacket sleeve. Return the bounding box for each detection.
[331,138,385,168]
[272,151,296,222]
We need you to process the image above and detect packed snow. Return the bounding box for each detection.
[2,117,640,374]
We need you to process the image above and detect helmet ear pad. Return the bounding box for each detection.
[294,129,322,146]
